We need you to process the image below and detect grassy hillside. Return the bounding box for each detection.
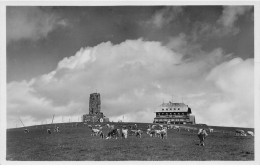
[6,122,254,161]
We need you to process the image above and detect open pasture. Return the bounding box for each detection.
[6,122,254,161]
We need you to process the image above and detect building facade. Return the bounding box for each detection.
[82,93,109,122]
[153,101,195,124]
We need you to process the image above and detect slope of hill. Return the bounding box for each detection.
[6,122,254,161]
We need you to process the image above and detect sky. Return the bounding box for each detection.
[6,6,254,128]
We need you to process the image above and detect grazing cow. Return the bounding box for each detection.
[235,129,245,136]
[24,129,29,133]
[107,129,119,139]
[209,128,214,133]
[88,125,92,129]
[174,126,180,132]
[149,130,156,137]
[47,129,51,134]
[146,128,151,134]
[146,129,154,137]
[247,131,254,136]
[154,130,161,137]
[135,129,143,138]
[159,128,167,139]
[130,129,137,136]
[91,128,102,136]
[122,129,128,139]
[198,129,208,146]
[54,126,60,132]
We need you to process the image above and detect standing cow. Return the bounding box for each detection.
[198,129,208,146]
[121,128,128,139]
[47,129,52,134]
[235,129,246,136]
[24,129,29,133]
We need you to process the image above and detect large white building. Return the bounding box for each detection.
[153,101,196,124]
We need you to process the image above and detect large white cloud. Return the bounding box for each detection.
[204,58,254,127]
[7,39,254,128]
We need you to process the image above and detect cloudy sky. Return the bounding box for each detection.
[6,6,254,128]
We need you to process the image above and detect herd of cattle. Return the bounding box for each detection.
[22,123,254,141]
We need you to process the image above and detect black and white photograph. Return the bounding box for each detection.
[1,0,259,163]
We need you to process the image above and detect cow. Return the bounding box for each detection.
[147,129,155,137]
[159,128,167,139]
[146,128,151,134]
[198,129,208,146]
[130,129,138,136]
[247,131,254,136]
[209,128,214,133]
[54,126,60,132]
[122,128,128,139]
[147,129,156,137]
[91,128,102,136]
[24,129,29,133]
[135,129,143,138]
[106,129,120,139]
[174,126,180,132]
[88,125,92,129]
[47,129,51,134]
[154,129,161,137]
[235,129,245,136]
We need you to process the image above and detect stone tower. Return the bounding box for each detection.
[89,93,101,115]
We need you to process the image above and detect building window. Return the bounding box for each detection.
[166,108,168,110]
[178,108,180,110]
[174,108,176,110]
[162,109,164,111]
[170,108,172,110]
